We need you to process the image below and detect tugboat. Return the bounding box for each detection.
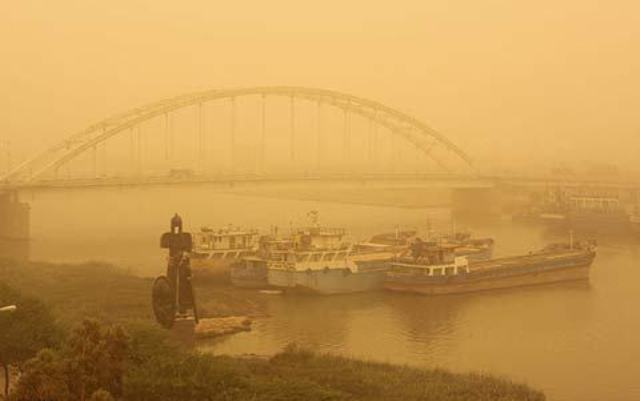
[385,237,597,296]
[190,226,260,280]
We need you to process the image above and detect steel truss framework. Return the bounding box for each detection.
[1,86,474,184]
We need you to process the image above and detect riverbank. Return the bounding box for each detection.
[0,259,267,327]
[126,344,546,401]
[0,259,546,400]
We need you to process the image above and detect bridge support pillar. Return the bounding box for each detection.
[451,187,500,217]
[0,191,30,261]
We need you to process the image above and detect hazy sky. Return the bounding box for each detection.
[2,0,639,171]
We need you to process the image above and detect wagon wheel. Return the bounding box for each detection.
[152,275,176,329]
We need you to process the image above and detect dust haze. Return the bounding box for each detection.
[3,0,640,173]
[3,3,640,401]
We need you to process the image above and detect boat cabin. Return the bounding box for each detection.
[256,237,295,259]
[369,230,417,246]
[194,227,260,251]
[390,240,469,277]
[569,195,623,214]
[293,226,347,251]
[410,241,460,263]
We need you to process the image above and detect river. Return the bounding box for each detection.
[25,186,640,401]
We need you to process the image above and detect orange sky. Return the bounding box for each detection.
[2,0,639,172]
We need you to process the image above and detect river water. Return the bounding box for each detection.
[26,186,640,401]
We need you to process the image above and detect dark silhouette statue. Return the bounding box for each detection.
[170,213,183,233]
[152,214,198,329]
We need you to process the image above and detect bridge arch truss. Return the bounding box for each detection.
[2,86,474,185]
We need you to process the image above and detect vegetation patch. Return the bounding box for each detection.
[0,259,265,326]
[124,343,545,401]
[0,261,545,401]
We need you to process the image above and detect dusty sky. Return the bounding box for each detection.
[2,0,639,172]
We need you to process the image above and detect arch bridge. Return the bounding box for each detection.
[1,86,476,188]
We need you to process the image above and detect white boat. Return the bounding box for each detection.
[265,225,396,294]
[190,226,260,279]
[230,237,293,288]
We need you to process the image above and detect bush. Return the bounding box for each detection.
[12,319,130,401]
[0,283,62,397]
[10,349,70,401]
[123,343,544,401]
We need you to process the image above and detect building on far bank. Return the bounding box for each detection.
[0,191,30,261]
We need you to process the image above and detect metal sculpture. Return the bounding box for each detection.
[152,214,199,329]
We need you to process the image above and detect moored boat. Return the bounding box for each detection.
[385,239,597,296]
[230,256,269,288]
[230,237,293,288]
[191,226,260,280]
[514,188,632,233]
[437,231,494,262]
[361,229,494,262]
[265,225,396,295]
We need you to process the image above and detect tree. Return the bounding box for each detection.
[0,283,61,397]
[10,349,70,401]
[8,317,129,401]
[64,319,129,401]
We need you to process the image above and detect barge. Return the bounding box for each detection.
[360,229,494,262]
[438,231,494,262]
[385,240,597,295]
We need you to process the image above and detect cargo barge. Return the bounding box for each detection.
[385,240,597,296]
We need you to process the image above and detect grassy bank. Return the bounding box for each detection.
[0,259,545,400]
[0,259,266,327]
[126,344,545,401]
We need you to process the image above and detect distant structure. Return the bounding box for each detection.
[0,191,29,261]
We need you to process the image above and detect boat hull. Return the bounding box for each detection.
[456,246,493,262]
[191,258,237,282]
[385,253,594,295]
[230,261,269,289]
[231,276,268,289]
[268,268,387,295]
